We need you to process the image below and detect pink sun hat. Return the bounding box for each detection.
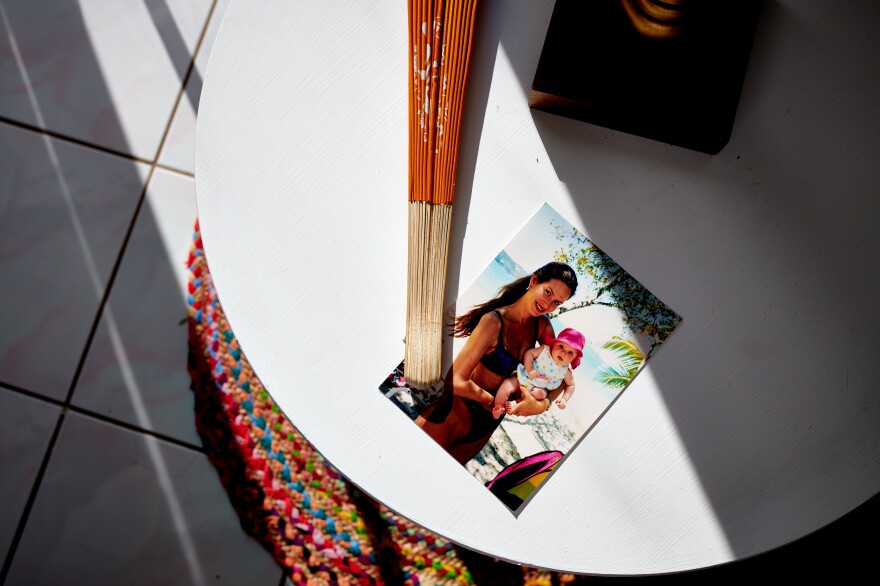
[550,328,586,369]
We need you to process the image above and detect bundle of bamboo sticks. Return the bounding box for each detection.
[405,0,479,389]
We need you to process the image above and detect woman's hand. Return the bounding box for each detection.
[508,385,549,417]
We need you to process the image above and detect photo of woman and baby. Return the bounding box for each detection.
[380,204,681,512]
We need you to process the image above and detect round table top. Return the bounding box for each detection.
[195,0,880,574]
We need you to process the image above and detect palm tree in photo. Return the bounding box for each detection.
[596,338,645,391]
[551,220,682,355]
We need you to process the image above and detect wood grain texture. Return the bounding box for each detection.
[195,0,880,574]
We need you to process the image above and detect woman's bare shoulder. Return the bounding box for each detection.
[477,309,500,326]
[474,310,502,336]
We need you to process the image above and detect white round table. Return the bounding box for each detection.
[195,0,880,574]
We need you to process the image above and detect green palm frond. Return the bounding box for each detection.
[596,367,631,390]
[602,338,644,374]
[596,338,645,391]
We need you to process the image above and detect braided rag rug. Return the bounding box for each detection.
[186,221,577,586]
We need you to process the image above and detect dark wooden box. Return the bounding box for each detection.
[530,0,762,154]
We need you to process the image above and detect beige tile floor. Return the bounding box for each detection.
[0,1,285,583]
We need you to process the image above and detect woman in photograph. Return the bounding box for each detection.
[415,261,578,464]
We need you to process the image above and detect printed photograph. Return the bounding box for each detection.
[380,203,682,513]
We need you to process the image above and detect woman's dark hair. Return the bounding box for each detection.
[452,261,578,337]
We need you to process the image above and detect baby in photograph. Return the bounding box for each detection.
[492,328,586,419]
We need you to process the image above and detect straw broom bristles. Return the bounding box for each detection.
[406,0,479,389]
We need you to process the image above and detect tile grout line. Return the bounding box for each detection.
[69,406,205,452]
[0,0,221,175]
[0,382,205,452]
[62,170,156,406]
[0,118,196,180]
[0,405,66,584]
[0,1,98,577]
[64,0,219,445]
[155,162,195,178]
[0,115,154,166]
[0,173,158,585]
[150,0,219,166]
[0,2,219,581]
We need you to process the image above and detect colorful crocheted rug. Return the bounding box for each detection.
[186,221,576,586]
